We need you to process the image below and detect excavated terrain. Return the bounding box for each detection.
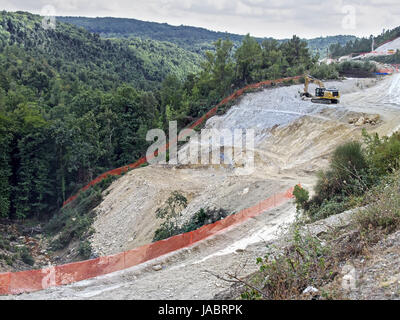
[5,74,400,300]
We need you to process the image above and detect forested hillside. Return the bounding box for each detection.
[57,16,252,54]
[58,16,356,58]
[0,11,201,219]
[307,35,357,56]
[0,11,335,222]
[329,26,400,58]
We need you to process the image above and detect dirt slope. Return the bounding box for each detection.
[91,78,385,256]
[5,74,400,300]
[376,37,400,53]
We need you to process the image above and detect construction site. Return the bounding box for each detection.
[1,62,400,299]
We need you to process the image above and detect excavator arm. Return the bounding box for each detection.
[303,74,325,96]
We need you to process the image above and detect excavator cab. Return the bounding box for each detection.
[315,87,340,103]
[315,88,326,97]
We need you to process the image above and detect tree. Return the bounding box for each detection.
[234,34,262,84]
[153,191,188,241]
[0,114,11,218]
[281,35,313,74]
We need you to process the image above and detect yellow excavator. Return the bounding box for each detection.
[300,74,340,104]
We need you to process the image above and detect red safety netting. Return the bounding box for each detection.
[62,76,302,207]
[0,186,295,296]
[0,76,304,295]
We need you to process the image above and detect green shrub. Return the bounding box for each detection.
[78,240,92,259]
[308,197,350,221]
[302,141,370,220]
[337,61,377,75]
[241,227,336,300]
[363,130,400,176]
[182,208,229,233]
[310,64,339,80]
[153,221,177,242]
[0,253,15,266]
[312,141,368,203]
[153,193,229,242]
[19,246,34,266]
[0,237,11,251]
[332,141,367,175]
[293,185,309,212]
[153,191,188,242]
[355,172,400,239]
[303,132,400,221]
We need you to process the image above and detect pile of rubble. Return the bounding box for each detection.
[348,114,380,126]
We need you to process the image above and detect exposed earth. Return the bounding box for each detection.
[3,73,400,300]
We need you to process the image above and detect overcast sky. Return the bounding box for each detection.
[1,0,399,39]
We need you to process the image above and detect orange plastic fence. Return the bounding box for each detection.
[0,186,295,295]
[62,75,302,207]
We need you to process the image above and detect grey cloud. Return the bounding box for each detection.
[0,0,399,38]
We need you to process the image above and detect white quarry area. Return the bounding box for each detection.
[7,74,400,300]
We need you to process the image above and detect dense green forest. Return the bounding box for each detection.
[58,16,356,58]
[329,26,400,58]
[0,11,337,221]
[0,11,201,219]
[57,16,249,54]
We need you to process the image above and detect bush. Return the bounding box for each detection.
[310,64,339,80]
[355,172,400,240]
[293,185,309,212]
[153,221,177,242]
[19,246,34,266]
[302,141,370,220]
[337,61,377,77]
[0,253,15,266]
[153,197,230,242]
[153,191,188,242]
[307,197,350,221]
[78,240,92,259]
[363,130,400,176]
[302,131,400,221]
[0,237,10,251]
[332,141,367,176]
[182,208,229,233]
[313,141,368,203]
[241,227,336,300]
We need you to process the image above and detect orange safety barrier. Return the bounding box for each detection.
[62,76,302,207]
[0,186,295,296]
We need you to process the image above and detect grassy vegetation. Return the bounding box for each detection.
[354,171,400,244]
[241,226,337,300]
[336,61,377,77]
[0,234,34,267]
[240,130,400,300]
[18,246,34,266]
[294,130,400,221]
[241,170,400,300]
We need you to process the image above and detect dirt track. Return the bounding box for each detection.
[5,74,400,300]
